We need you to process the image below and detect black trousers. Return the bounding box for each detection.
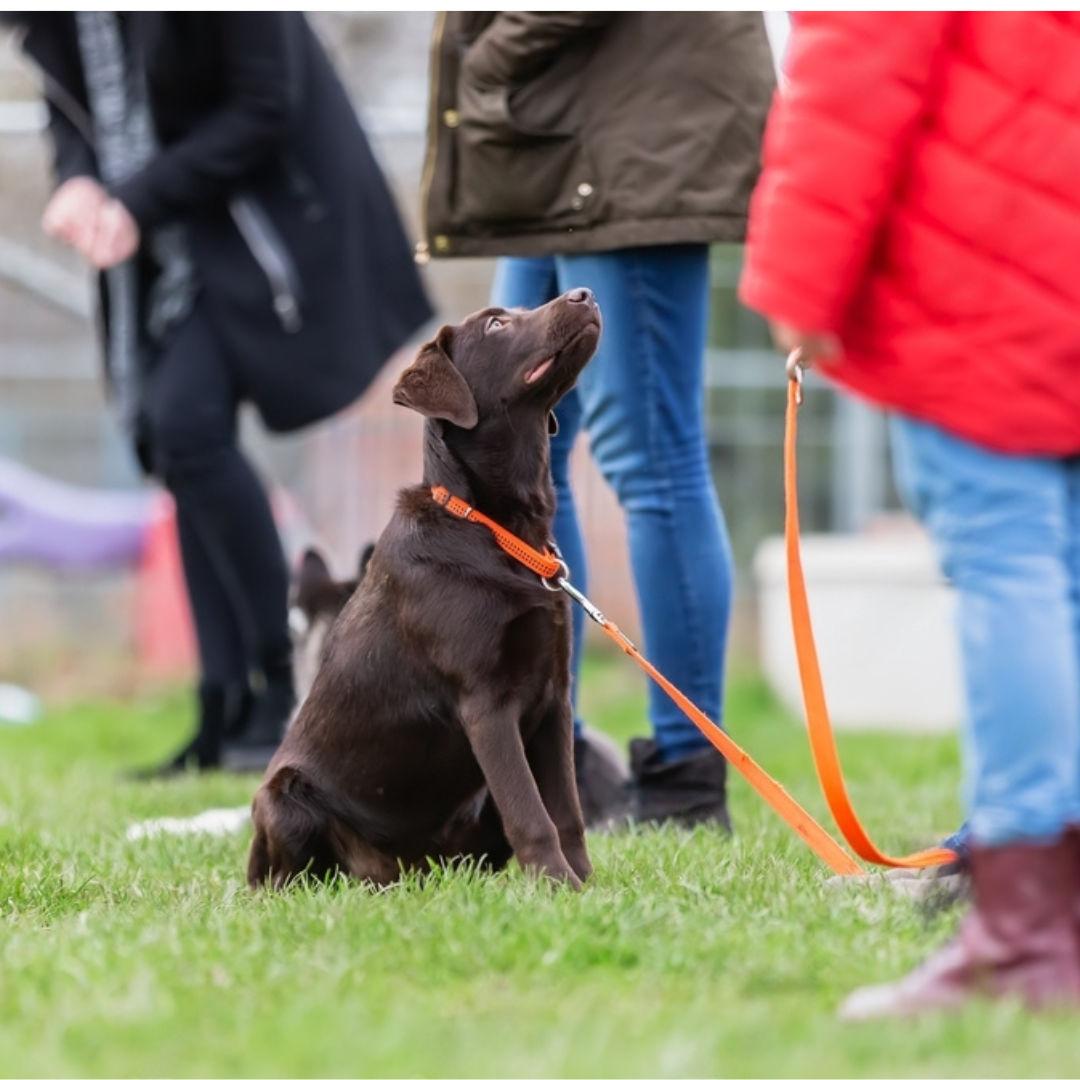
[145,302,291,688]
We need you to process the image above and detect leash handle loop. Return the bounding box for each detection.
[784,370,957,870]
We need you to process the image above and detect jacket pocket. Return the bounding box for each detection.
[452,75,596,229]
[228,194,304,334]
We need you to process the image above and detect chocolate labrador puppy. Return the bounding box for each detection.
[248,288,601,890]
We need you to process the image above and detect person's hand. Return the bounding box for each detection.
[41,176,110,255]
[42,178,140,269]
[769,321,841,368]
[86,197,140,269]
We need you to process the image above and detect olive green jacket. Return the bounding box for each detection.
[419,11,776,260]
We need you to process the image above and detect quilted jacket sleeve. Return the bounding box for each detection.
[739,12,955,333]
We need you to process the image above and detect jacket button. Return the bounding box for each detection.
[577,182,594,198]
[443,109,460,128]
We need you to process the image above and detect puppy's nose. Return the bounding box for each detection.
[566,287,595,307]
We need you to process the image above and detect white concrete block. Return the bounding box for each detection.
[753,530,964,732]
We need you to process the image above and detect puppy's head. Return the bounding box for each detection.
[391,289,601,441]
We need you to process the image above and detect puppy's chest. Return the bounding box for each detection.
[495,596,570,692]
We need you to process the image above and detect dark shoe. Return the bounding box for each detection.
[222,684,255,742]
[128,683,235,779]
[574,725,630,829]
[221,664,296,774]
[625,737,732,831]
[840,836,1080,1020]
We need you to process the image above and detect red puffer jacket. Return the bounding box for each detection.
[739,12,1080,455]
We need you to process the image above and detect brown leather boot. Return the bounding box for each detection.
[1070,826,1080,938]
[840,836,1080,1020]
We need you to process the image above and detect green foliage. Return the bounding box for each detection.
[0,659,1074,1079]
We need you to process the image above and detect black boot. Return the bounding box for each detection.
[221,657,296,774]
[128,682,233,779]
[574,725,631,829]
[626,737,732,831]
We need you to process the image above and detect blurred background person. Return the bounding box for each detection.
[741,12,1080,1018]
[420,12,775,828]
[7,12,432,775]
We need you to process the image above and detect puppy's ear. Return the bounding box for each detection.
[358,541,375,580]
[392,335,478,430]
[295,548,332,608]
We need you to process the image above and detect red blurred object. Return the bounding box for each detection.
[134,495,197,678]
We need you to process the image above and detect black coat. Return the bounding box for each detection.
[17,12,434,432]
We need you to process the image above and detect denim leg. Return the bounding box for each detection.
[1067,459,1080,829]
[940,820,973,859]
[890,414,1080,846]
[490,258,588,735]
[557,246,733,762]
[547,387,588,714]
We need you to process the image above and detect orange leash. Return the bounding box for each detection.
[431,485,864,876]
[784,360,956,869]
[592,616,863,875]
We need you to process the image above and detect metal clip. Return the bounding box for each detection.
[786,348,807,406]
[556,576,609,628]
[540,559,570,591]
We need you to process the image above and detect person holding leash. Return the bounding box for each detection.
[741,11,1080,1017]
[10,13,432,775]
[419,12,776,829]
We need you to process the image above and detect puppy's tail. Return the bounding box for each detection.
[248,766,396,890]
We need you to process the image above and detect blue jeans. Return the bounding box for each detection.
[491,248,734,762]
[890,414,1080,847]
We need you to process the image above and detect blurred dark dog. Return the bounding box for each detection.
[249,289,602,890]
[288,544,374,720]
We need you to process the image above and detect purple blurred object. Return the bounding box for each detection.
[0,457,155,570]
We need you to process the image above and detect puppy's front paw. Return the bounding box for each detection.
[551,863,584,892]
[564,844,593,884]
[530,854,583,891]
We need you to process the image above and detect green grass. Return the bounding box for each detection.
[1,655,1077,1079]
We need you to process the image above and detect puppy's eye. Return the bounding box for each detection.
[486,316,506,332]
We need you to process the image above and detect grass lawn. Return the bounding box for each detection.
[1,653,1077,1079]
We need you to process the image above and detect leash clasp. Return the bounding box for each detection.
[537,555,611,630]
